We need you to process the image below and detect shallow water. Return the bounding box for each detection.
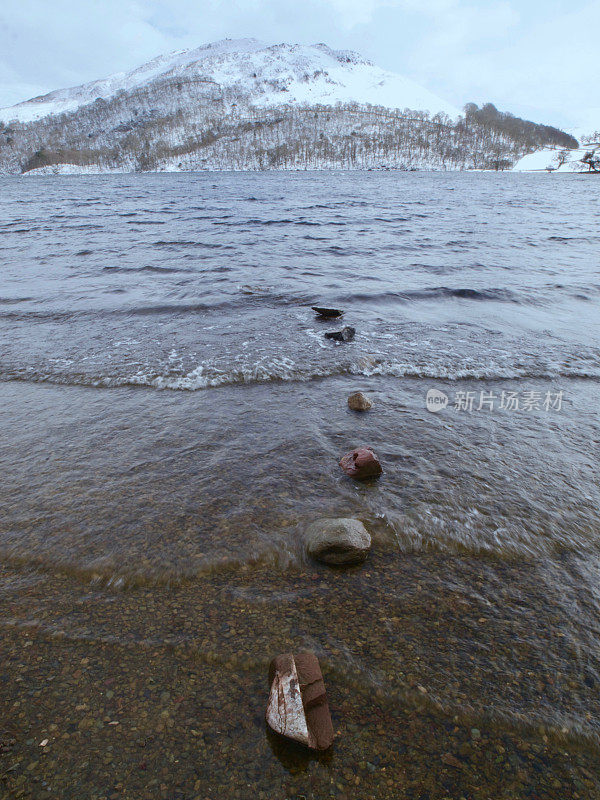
[1,172,600,798]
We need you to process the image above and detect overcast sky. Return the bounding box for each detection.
[0,0,598,130]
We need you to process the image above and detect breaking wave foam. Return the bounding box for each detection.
[2,357,600,391]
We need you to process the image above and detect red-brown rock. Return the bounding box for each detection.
[266,652,334,751]
[339,447,382,480]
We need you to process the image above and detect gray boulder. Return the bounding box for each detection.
[305,518,371,565]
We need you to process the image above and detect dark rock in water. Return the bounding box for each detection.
[305,518,371,565]
[325,326,355,342]
[339,447,382,480]
[348,391,372,411]
[294,653,333,750]
[266,652,334,750]
[312,306,343,318]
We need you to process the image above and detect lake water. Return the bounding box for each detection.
[1,171,600,798]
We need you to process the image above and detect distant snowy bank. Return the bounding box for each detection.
[22,163,126,176]
[513,138,600,173]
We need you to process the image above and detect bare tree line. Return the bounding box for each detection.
[0,77,580,174]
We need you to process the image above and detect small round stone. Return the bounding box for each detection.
[348,392,373,411]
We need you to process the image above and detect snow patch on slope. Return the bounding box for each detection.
[512,147,591,172]
[513,148,564,171]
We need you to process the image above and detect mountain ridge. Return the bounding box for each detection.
[0,39,578,174]
[0,38,460,124]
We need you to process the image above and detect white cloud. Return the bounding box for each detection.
[402,0,600,127]
[320,0,396,28]
[0,0,597,129]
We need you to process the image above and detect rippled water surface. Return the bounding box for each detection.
[1,172,600,799]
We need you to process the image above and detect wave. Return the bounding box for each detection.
[0,544,297,590]
[336,286,521,304]
[125,220,166,225]
[213,217,346,227]
[0,304,226,321]
[2,280,588,322]
[151,240,235,248]
[102,265,190,274]
[2,357,599,391]
[0,289,319,321]
[0,296,33,304]
[547,235,596,243]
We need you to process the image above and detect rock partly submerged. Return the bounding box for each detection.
[266,652,334,750]
[312,306,343,318]
[325,326,355,342]
[305,518,371,565]
[348,391,372,411]
[339,447,382,480]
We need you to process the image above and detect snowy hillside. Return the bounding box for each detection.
[0,39,578,174]
[0,38,460,124]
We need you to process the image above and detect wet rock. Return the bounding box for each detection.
[305,518,371,565]
[266,653,333,750]
[312,306,343,318]
[325,326,355,342]
[347,391,372,411]
[294,653,334,750]
[339,447,382,480]
[266,654,308,746]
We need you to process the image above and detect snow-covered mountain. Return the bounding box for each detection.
[0,38,460,124]
[0,39,576,174]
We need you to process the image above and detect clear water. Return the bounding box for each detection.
[1,172,599,798]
